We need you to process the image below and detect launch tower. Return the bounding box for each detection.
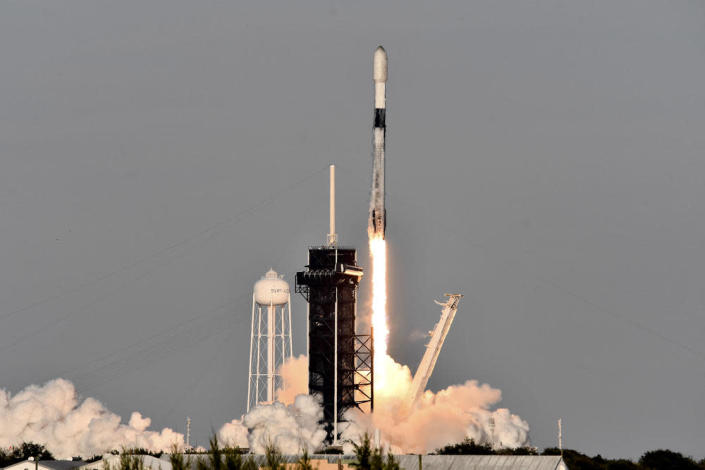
[296,166,373,442]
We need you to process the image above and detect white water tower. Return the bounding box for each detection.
[247,269,293,412]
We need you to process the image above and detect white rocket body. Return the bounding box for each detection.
[369,46,387,239]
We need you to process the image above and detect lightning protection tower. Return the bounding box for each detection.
[296,165,373,444]
[247,269,293,412]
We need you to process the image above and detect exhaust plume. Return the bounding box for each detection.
[275,354,308,405]
[370,236,389,388]
[343,355,530,453]
[0,378,183,459]
[220,355,324,453]
[218,394,326,454]
[272,355,530,454]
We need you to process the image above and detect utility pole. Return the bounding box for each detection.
[186,417,191,451]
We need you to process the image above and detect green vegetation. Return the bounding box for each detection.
[209,437,223,470]
[241,455,258,470]
[542,447,705,470]
[263,442,284,470]
[121,450,164,458]
[436,438,537,456]
[224,445,243,470]
[0,443,55,468]
[102,453,145,470]
[350,433,400,470]
[169,445,193,470]
[5,438,705,470]
[171,437,253,470]
[295,448,315,470]
[433,439,705,469]
[639,450,704,470]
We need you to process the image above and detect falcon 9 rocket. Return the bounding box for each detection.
[369,46,388,239]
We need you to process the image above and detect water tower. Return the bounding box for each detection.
[247,269,293,412]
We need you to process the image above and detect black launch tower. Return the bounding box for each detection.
[296,247,373,442]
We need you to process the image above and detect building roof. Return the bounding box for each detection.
[74,453,567,470]
[38,462,81,470]
[2,461,81,470]
[226,454,568,470]
[395,455,567,470]
[75,455,165,470]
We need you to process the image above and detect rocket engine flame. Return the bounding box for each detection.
[369,235,388,389]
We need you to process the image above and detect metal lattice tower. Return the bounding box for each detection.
[247,269,293,412]
[295,165,373,444]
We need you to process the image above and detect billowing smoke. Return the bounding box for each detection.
[275,355,308,405]
[218,394,326,454]
[218,354,325,453]
[342,355,530,453]
[0,378,184,459]
[268,355,529,454]
[2,360,527,457]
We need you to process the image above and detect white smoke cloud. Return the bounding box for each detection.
[343,355,530,453]
[218,420,249,449]
[2,358,527,457]
[0,378,184,459]
[218,394,326,454]
[272,354,529,454]
[276,355,308,405]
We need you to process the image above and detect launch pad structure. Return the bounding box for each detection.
[295,247,373,441]
[296,166,373,442]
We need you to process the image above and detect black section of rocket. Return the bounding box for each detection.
[369,46,387,239]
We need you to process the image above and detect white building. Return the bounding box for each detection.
[2,460,80,470]
[74,455,169,470]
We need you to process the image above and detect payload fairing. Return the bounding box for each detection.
[369,46,388,239]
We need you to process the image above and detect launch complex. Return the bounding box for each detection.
[249,46,462,444]
[295,47,392,441]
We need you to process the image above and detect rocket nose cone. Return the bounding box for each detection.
[373,46,388,83]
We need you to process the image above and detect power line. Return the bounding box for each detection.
[537,276,705,362]
[0,164,328,324]
[55,291,249,384]
[335,164,705,366]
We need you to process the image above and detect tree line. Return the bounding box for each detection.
[436,439,705,470]
[3,438,704,470]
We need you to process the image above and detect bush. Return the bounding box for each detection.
[296,448,315,470]
[169,444,193,470]
[209,436,223,470]
[102,453,145,470]
[436,439,493,456]
[0,442,55,467]
[224,446,244,470]
[241,455,258,470]
[264,442,284,470]
[639,449,701,470]
[350,433,402,470]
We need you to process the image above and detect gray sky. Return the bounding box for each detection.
[2,0,705,460]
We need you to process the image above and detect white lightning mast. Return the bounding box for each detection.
[408,294,463,403]
[327,164,337,247]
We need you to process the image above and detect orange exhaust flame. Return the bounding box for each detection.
[369,235,388,389]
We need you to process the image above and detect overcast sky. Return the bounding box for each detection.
[2,0,705,460]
